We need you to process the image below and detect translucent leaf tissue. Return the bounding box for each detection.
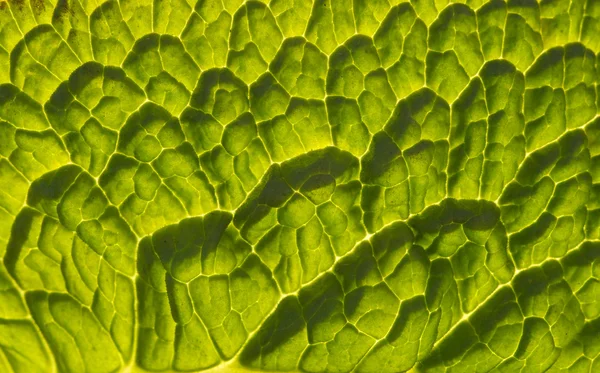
[0,0,599,372]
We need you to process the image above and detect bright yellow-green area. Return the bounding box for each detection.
[0,0,599,372]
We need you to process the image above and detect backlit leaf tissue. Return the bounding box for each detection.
[0,0,599,372]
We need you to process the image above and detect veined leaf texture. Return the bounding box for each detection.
[0,0,599,372]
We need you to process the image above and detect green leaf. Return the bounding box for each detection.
[0,0,599,372]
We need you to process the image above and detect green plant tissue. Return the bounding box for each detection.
[0,0,599,372]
